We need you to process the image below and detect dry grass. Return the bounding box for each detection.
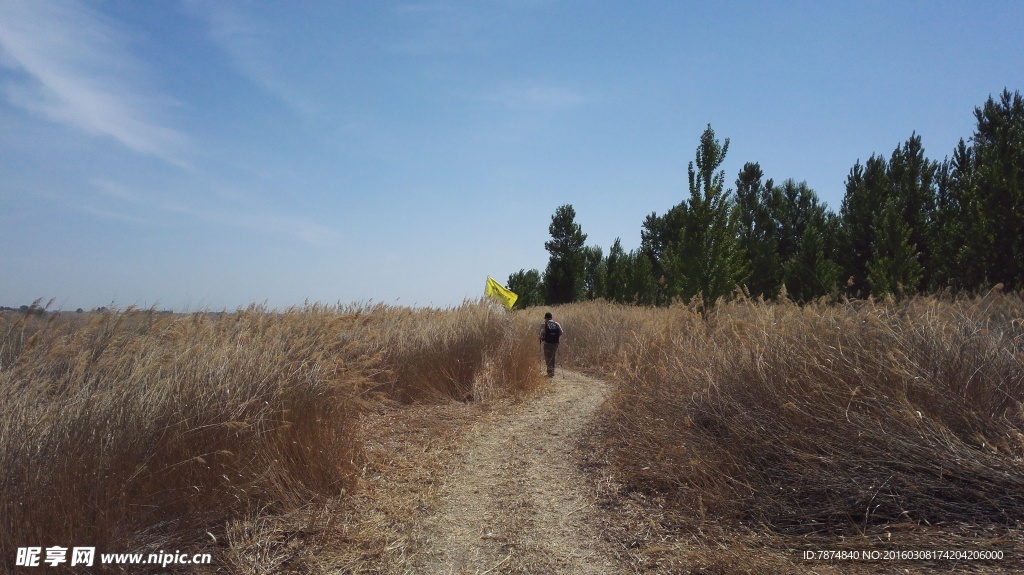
[0,300,539,572]
[564,294,1024,572]
[340,301,542,403]
[18,290,1019,573]
[530,302,679,374]
[1,304,370,568]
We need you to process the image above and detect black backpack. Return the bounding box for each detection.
[544,320,561,343]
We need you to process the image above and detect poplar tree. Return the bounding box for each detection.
[663,125,747,303]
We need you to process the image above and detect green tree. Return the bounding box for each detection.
[604,238,629,303]
[772,179,841,300]
[582,245,607,300]
[663,125,747,303]
[867,197,924,296]
[735,162,781,298]
[932,140,988,290]
[622,248,659,305]
[543,204,588,304]
[640,203,687,305]
[840,134,940,296]
[973,89,1024,288]
[840,154,890,296]
[886,133,938,291]
[785,212,842,301]
[507,269,545,309]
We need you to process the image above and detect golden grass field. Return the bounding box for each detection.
[0,301,540,572]
[3,294,1023,573]
[559,293,1024,573]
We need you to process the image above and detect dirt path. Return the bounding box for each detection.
[406,370,617,574]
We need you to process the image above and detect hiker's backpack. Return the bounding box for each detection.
[544,320,561,344]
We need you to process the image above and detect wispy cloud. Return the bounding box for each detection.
[479,82,588,112]
[387,1,484,56]
[0,0,188,165]
[91,178,191,215]
[79,205,154,226]
[218,211,339,247]
[183,0,315,116]
[88,178,338,247]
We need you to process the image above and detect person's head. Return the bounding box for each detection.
[544,312,553,320]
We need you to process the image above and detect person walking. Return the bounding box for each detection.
[539,312,563,377]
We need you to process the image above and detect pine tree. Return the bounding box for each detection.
[543,204,588,304]
[867,197,924,296]
[785,214,842,301]
[582,245,607,300]
[735,162,781,298]
[774,180,842,300]
[886,133,938,291]
[931,141,989,291]
[840,155,890,296]
[604,238,628,303]
[840,133,939,296]
[973,89,1024,288]
[640,203,687,305]
[623,249,659,305]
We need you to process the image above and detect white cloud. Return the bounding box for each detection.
[0,0,188,165]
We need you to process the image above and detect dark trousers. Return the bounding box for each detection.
[543,342,559,376]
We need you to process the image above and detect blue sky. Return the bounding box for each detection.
[1,1,1021,310]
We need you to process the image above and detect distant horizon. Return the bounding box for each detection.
[0,296,507,313]
[2,1,1022,311]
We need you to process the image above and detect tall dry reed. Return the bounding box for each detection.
[569,294,1024,533]
[530,302,642,372]
[0,305,370,559]
[339,300,541,402]
[0,299,540,568]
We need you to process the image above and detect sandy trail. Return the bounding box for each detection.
[409,370,616,575]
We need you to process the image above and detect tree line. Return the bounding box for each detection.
[507,89,1024,307]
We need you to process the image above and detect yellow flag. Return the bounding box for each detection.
[485,276,518,309]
